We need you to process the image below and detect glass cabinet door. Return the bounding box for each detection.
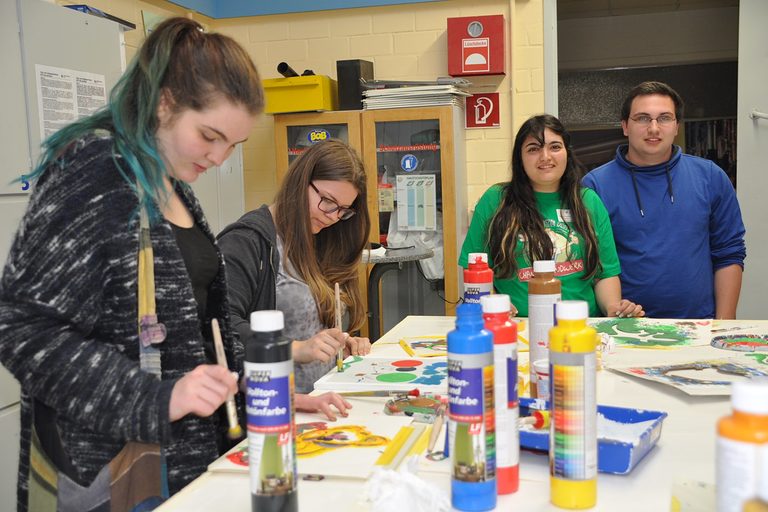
[273,111,363,185]
[363,106,465,321]
[285,123,350,165]
[374,119,442,243]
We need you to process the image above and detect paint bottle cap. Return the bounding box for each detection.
[455,302,484,330]
[533,260,555,273]
[555,300,588,320]
[250,310,284,332]
[468,252,488,265]
[732,378,768,415]
[480,294,510,314]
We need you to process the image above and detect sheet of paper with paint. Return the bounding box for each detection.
[610,358,768,396]
[398,336,447,357]
[589,317,713,349]
[207,398,414,478]
[313,356,448,393]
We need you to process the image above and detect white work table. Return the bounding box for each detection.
[158,315,746,511]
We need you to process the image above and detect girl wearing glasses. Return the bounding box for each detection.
[219,139,372,419]
[459,114,643,318]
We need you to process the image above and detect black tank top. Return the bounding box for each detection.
[170,222,219,325]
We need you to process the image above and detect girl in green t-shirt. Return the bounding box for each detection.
[459,114,644,318]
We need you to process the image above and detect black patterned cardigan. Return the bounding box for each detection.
[0,133,244,510]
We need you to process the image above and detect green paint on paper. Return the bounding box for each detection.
[591,318,694,348]
[376,373,417,383]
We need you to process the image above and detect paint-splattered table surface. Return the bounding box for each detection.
[158,316,768,511]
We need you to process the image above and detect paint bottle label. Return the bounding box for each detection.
[464,253,494,304]
[528,294,560,392]
[494,344,518,468]
[717,437,765,512]
[550,351,597,481]
[245,359,296,500]
[448,352,496,483]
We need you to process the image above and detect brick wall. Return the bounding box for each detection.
[57,0,547,215]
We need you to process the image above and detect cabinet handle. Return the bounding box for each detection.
[750,110,768,121]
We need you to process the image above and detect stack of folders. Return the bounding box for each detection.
[362,84,471,110]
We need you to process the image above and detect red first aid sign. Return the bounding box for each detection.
[462,38,490,73]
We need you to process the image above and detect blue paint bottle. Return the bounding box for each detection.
[245,310,297,512]
[447,303,497,511]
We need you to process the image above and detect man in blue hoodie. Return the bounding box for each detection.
[582,81,745,319]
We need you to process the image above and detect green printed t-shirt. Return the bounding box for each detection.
[459,184,621,317]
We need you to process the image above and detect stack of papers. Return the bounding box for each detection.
[362,85,470,110]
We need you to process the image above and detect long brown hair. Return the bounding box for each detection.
[274,140,371,330]
[488,114,600,280]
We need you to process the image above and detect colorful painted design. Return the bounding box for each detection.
[295,424,390,458]
[225,422,390,468]
[314,356,448,392]
[613,359,768,396]
[590,318,706,348]
[399,336,448,357]
[711,334,768,352]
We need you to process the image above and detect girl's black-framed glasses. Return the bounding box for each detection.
[309,182,356,220]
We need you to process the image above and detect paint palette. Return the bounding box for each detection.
[519,398,668,475]
[313,356,448,393]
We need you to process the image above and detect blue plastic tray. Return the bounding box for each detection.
[519,397,667,475]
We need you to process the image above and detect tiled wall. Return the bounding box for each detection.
[57,0,546,214]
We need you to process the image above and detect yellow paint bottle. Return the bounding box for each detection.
[549,301,597,510]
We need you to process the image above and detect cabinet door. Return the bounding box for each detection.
[273,111,364,184]
[362,107,465,316]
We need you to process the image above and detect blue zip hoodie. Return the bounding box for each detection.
[582,145,746,318]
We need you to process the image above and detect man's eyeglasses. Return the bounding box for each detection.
[630,114,677,126]
[309,182,356,221]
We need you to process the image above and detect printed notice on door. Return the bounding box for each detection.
[35,64,107,140]
[396,174,437,231]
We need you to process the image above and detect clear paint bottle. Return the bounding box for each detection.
[527,259,561,397]
[480,294,519,495]
[245,310,298,512]
[464,253,494,304]
[549,300,597,510]
[447,302,497,511]
[717,378,768,512]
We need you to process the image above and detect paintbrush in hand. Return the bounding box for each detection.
[212,318,243,440]
[335,282,344,372]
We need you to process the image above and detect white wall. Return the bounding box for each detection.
[558,7,738,70]
[736,0,768,319]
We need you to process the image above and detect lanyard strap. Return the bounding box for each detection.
[138,201,166,376]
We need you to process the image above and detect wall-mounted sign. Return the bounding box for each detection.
[447,15,505,77]
[465,93,500,129]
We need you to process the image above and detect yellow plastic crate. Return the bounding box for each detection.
[263,75,338,114]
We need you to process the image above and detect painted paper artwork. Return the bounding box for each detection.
[398,336,447,357]
[711,334,768,352]
[590,318,712,349]
[208,399,413,478]
[314,356,448,393]
[611,358,768,396]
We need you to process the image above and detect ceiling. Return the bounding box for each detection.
[557,0,738,19]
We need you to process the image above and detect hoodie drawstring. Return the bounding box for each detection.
[630,169,645,217]
[665,165,675,204]
[629,165,675,217]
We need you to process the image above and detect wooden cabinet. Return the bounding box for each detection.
[273,106,467,332]
[361,106,467,316]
